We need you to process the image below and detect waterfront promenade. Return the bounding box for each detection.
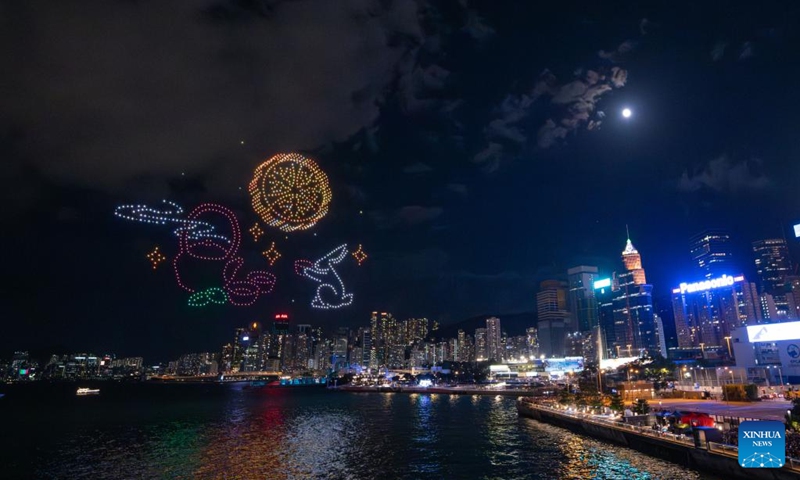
[334,385,795,421]
[652,398,793,421]
[518,399,800,479]
[332,384,545,396]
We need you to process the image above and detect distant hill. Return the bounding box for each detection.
[435,312,538,340]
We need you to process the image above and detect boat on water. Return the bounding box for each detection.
[76,387,100,396]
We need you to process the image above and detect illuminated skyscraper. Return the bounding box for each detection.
[567,265,599,332]
[360,329,374,368]
[672,274,760,349]
[526,327,539,358]
[537,280,569,357]
[690,229,734,279]
[753,238,794,319]
[612,235,657,356]
[370,311,398,367]
[486,317,503,362]
[621,238,646,285]
[752,238,792,294]
[474,328,487,361]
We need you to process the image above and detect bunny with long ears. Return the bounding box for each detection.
[295,244,353,309]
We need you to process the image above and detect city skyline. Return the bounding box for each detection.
[3,224,800,361]
[4,2,800,361]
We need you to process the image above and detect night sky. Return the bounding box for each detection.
[3,1,800,361]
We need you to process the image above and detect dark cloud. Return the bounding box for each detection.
[473,60,627,164]
[461,8,495,40]
[711,41,728,61]
[677,155,771,194]
[598,40,635,63]
[371,205,444,228]
[639,18,652,35]
[397,64,455,115]
[395,205,444,224]
[739,41,755,60]
[402,162,434,174]
[1,0,426,194]
[446,183,468,196]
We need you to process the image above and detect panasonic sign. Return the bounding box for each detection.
[672,274,742,294]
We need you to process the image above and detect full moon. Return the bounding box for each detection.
[622,108,632,118]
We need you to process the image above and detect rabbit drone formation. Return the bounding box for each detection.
[115,153,365,310]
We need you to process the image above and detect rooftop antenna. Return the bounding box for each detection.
[626,224,631,241]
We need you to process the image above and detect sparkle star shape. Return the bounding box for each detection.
[352,244,368,265]
[146,246,166,270]
[249,223,264,242]
[262,242,281,265]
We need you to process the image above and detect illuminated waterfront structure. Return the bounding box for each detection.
[672,274,760,349]
[690,229,734,279]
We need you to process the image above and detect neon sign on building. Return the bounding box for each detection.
[672,274,744,294]
[593,278,611,290]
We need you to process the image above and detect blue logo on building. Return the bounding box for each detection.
[788,344,800,359]
[738,421,785,468]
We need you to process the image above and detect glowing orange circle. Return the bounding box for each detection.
[248,153,332,232]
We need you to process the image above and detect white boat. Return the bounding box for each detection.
[76,387,100,396]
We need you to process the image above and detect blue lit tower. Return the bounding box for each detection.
[753,238,795,320]
[690,229,734,279]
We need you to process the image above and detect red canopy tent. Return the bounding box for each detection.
[679,412,715,427]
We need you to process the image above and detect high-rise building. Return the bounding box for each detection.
[370,312,398,367]
[690,229,734,279]
[612,235,657,356]
[621,238,647,285]
[474,328,487,361]
[753,238,794,320]
[486,317,503,361]
[536,280,570,357]
[787,276,800,318]
[672,274,760,349]
[752,238,792,294]
[594,277,615,359]
[403,318,429,345]
[567,265,600,332]
[331,330,348,372]
[525,327,539,358]
[360,329,374,368]
[653,314,668,358]
[456,330,466,362]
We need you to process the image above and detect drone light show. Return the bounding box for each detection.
[248,153,332,233]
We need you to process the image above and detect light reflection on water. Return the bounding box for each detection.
[1,387,720,479]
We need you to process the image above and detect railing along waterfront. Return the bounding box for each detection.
[523,402,800,471]
[707,442,800,472]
